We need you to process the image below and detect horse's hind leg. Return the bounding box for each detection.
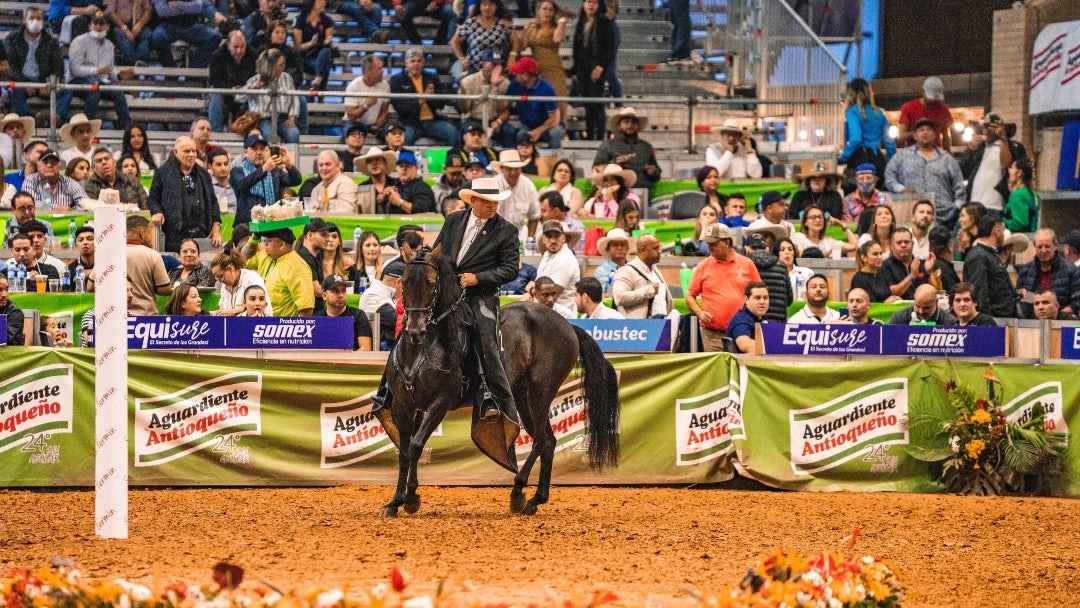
[521,428,555,515]
[510,449,540,514]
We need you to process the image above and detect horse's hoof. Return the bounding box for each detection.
[509,494,527,514]
[520,501,538,516]
[380,506,399,517]
[403,496,421,514]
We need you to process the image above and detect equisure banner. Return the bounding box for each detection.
[0,316,7,345]
[1060,327,1080,360]
[760,324,1005,357]
[126,316,355,349]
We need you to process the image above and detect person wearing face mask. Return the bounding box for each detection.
[60,12,134,129]
[842,164,892,222]
[4,7,65,122]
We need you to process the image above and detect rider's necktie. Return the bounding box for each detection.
[457,217,484,264]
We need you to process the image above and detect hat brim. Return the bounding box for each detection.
[743,224,789,240]
[596,235,637,256]
[353,151,398,176]
[798,171,844,185]
[590,167,638,190]
[607,113,649,133]
[1002,234,1029,253]
[489,160,527,170]
[59,117,102,144]
[459,188,512,205]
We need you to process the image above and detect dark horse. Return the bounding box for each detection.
[375,246,620,516]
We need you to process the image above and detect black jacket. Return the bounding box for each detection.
[147,156,221,241]
[571,15,615,80]
[4,27,64,82]
[208,44,257,90]
[434,210,519,299]
[389,70,448,125]
[963,241,1017,318]
[747,250,792,323]
[1,299,25,346]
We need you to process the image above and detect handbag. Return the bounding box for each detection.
[230,111,262,135]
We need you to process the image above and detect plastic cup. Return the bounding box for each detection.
[49,279,60,292]
[35,275,47,293]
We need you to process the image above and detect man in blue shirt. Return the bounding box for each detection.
[727,281,769,354]
[500,57,563,150]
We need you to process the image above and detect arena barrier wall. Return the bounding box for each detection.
[2,348,1078,496]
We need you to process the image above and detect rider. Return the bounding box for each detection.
[372,176,522,467]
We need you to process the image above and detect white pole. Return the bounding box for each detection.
[94,207,128,538]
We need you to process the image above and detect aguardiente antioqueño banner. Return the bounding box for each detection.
[0,348,736,487]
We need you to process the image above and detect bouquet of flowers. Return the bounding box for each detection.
[687,532,903,608]
[907,367,1065,496]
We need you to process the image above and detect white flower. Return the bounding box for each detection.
[316,589,344,607]
[403,596,434,608]
[114,579,154,602]
[950,435,960,453]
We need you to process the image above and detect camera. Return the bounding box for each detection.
[270,145,281,156]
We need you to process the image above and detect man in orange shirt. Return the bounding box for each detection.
[685,223,761,352]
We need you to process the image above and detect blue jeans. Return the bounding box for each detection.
[404,119,459,147]
[303,47,333,87]
[338,1,381,37]
[206,93,246,132]
[110,27,152,65]
[7,83,41,117]
[151,22,222,68]
[669,0,691,60]
[57,77,132,129]
[518,124,563,149]
[401,2,455,45]
[260,117,300,143]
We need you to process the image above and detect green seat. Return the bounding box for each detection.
[424,148,448,174]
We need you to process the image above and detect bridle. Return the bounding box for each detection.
[403,256,466,328]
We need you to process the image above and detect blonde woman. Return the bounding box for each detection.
[237,48,300,143]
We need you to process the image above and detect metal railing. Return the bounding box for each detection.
[1,73,843,154]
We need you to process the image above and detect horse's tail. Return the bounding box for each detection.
[571,325,620,472]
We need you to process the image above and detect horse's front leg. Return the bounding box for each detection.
[402,400,451,515]
[381,407,415,517]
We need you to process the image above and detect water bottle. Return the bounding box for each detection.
[574,237,584,255]
[605,276,613,300]
[68,219,77,248]
[673,233,683,256]
[15,263,27,293]
[525,236,536,256]
[353,225,362,250]
[61,267,71,291]
[42,192,51,209]
[795,275,806,301]
[75,262,86,294]
[357,275,367,294]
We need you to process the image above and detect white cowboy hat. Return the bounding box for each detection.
[596,228,636,258]
[607,107,649,132]
[1001,229,1030,253]
[59,113,102,145]
[353,146,398,176]
[716,118,748,136]
[797,168,844,186]
[488,149,527,170]
[743,220,789,242]
[459,176,512,205]
[589,163,637,189]
[0,113,35,139]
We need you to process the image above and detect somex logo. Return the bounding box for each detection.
[134,372,262,466]
[790,378,908,475]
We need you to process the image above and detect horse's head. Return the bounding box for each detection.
[402,244,460,344]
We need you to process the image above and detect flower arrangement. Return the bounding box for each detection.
[686,531,904,608]
[0,559,619,608]
[907,367,1065,496]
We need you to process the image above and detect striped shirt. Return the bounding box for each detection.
[22,174,89,210]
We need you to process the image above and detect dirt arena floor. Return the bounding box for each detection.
[2,484,1077,607]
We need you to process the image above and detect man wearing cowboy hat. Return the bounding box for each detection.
[788,166,844,221]
[593,107,661,187]
[60,11,133,130]
[58,113,102,166]
[492,149,540,235]
[705,119,762,180]
[592,227,633,283]
[612,233,673,319]
[745,191,794,248]
[501,56,563,150]
[958,113,1027,214]
[0,114,35,170]
[301,149,357,213]
[392,175,522,468]
[356,146,398,213]
[233,133,303,223]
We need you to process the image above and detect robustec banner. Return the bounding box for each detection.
[4,348,1080,496]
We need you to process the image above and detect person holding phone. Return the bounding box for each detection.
[705,119,762,179]
[230,133,302,225]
